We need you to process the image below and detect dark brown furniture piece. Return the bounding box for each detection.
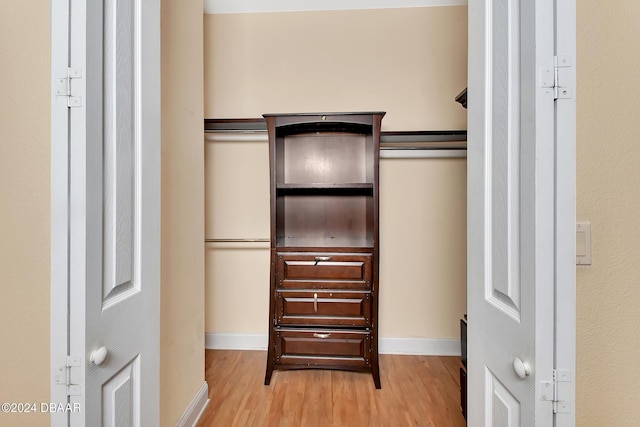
[456,88,468,423]
[460,315,467,422]
[263,112,385,389]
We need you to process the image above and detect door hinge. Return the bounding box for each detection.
[54,355,82,396]
[539,369,572,414]
[54,68,82,107]
[540,56,572,100]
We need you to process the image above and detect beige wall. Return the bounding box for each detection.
[379,158,466,339]
[204,7,468,344]
[576,1,640,425]
[160,0,205,425]
[0,2,51,426]
[204,137,271,335]
[204,7,468,131]
[0,1,204,426]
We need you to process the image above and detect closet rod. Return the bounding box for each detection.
[205,238,270,243]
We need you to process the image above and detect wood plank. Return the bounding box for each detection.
[197,350,466,426]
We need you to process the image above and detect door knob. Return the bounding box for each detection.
[90,346,109,366]
[513,357,531,379]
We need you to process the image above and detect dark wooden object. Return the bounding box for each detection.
[460,315,468,422]
[264,112,385,389]
[455,88,468,109]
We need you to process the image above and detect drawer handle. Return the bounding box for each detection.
[313,333,331,339]
[314,293,318,312]
[314,256,332,265]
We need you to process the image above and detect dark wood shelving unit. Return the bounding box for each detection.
[263,112,384,389]
[276,183,373,194]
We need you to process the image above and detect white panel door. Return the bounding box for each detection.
[467,0,575,425]
[52,0,161,425]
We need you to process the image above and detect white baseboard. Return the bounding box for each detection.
[174,381,209,427]
[205,333,268,350]
[205,333,460,356]
[379,337,460,356]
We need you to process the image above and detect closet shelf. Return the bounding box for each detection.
[204,118,466,150]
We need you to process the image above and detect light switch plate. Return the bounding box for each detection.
[576,222,591,265]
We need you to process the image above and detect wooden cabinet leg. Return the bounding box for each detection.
[264,349,274,385]
[372,359,381,389]
[373,371,381,389]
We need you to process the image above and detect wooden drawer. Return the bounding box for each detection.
[275,328,370,368]
[276,252,372,289]
[276,290,371,327]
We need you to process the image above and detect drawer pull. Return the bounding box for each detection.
[314,256,332,265]
[313,333,331,339]
[314,293,318,312]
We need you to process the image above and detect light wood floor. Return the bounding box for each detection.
[196,350,466,427]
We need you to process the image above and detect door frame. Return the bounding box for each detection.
[50,0,72,424]
[552,0,577,424]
